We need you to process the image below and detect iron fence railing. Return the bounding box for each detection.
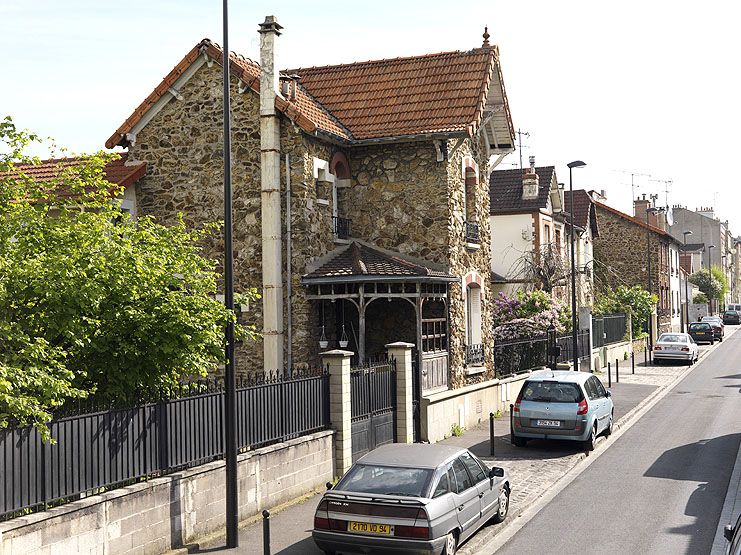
[332,216,352,239]
[0,370,329,521]
[593,313,627,347]
[493,336,547,378]
[465,344,485,366]
[555,330,591,363]
[464,221,480,244]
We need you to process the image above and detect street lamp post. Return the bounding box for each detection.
[567,160,586,369]
[708,245,716,315]
[682,230,693,331]
[646,206,664,356]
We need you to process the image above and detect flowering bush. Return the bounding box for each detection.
[491,291,569,340]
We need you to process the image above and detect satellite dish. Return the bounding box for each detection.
[666,206,674,226]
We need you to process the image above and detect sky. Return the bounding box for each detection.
[2,0,740,233]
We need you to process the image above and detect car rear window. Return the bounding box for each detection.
[725,311,738,315]
[520,381,583,403]
[689,323,711,330]
[658,334,687,343]
[337,464,433,497]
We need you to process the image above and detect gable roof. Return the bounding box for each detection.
[107,37,514,149]
[489,166,556,213]
[10,153,146,190]
[302,241,456,284]
[564,189,599,237]
[593,200,681,244]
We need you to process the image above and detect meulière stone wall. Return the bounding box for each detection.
[445,137,494,386]
[593,206,671,332]
[130,61,336,373]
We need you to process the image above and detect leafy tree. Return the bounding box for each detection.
[693,292,709,304]
[0,117,257,438]
[594,285,656,338]
[689,268,723,302]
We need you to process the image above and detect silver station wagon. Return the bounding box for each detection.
[312,444,510,554]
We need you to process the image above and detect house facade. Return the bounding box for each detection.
[564,189,599,309]
[592,198,682,335]
[488,160,566,298]
[104,18,515,398]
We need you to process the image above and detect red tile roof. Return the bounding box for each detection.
[564,189,599,237]
[302,241,456,283]
[11,153,146,189]
[593,200,679,243]
[107,39,512,148]
[288,48,498,141]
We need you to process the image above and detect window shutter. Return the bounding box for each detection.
[468,286,482,344]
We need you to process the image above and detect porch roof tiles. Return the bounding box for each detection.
[302,241,456,284]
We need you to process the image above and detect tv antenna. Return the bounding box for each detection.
[516,129,530,170]
[611,169,653,203]
[649,177,673,208]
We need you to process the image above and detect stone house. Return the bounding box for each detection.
[592,197,682,335]
[488,159,567,299]
[104,16,515,405]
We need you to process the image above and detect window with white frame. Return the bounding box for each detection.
[466,283,482,346]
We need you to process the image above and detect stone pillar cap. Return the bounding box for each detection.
[320,349,355,357]
[385,341,415,349]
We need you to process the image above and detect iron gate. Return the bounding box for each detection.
[350,358,397,462]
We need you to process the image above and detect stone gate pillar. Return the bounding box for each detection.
[322,349,354,477]
[386,342,415,444]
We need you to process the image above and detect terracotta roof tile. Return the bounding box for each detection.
[593,200,680,243]
[564,189,599,237]
[10,153,146,190]
[489,166,555,213]
[302,242,456,283]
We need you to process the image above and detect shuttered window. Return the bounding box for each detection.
[466,285,482,345]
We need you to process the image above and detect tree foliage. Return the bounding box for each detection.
[491,290,569,339]
[693,292,709,304]
[594,285,656,338]
[513,243,567,294]
[0,117,258,437]
[689,268,725,301]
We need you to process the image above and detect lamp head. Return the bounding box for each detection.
[567,160,587,169]
[683,230,693,236]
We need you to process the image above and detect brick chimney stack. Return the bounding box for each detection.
[633,194,659,227]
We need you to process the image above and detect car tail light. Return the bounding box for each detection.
[314,499,330,530]
[681,347,690,352]
[395,509,430,539]
[513,389,524,413]
[577,398,588,415]
[654,345,662,350]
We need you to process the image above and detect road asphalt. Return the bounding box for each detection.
[177,330,739,554]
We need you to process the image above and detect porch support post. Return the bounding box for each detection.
[358,284,366,363]
[386,342,415,444]
[322,349,354,477]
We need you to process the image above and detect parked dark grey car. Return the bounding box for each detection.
[312,444,510,554]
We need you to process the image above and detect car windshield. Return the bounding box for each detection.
[689,323,711,330]
[336,464,433,497]
[658,334,687,343]
[521,381,583,403]
[702,317,721,322]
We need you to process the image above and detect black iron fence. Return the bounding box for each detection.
[464,221,480,244]
[0,370,330,521]
[350,358,396,461]
[593,313,627,347]
[556,330,591,363]
[465,344,484,366]
[493,330,592,378]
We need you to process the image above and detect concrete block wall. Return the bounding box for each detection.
[0,431,334,555]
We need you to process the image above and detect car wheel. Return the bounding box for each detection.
[512,434,527,447]
[584,423,597,452]
[492,486,510,524]
[720,336,724,342]
[443,531,457,555]
[605,412,614,437]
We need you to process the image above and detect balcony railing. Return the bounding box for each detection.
[333,216,352,239]
[464,221,480,244]
[465,344,484,366]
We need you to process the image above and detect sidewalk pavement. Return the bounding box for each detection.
[178,335,724,555]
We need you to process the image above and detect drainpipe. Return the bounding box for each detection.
[259,16,284,373]
[285,153,292,374]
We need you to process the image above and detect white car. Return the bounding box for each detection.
[653,332,699,365]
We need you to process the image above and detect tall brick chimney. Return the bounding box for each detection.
[633,194,659,227]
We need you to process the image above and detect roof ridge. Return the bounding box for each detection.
[287,47,490,74]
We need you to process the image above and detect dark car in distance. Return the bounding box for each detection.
[688,322,714,344]
[701,316,725,341]
[723,310,741,325]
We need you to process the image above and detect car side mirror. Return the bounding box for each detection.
[724,524,735,541]
[326,481,333,491]
[605,390,612,398]
[489,467,504,478]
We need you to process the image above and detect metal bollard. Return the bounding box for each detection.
[631,351,635,374]
[644,347,647,365]
[263,510,271,555]
[607,362,612,388]
[509,403,514,443]
[615,358,619,383]
[489,412,495,456]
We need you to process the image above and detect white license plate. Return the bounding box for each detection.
[536,419,561,427]
[663,345,678,350]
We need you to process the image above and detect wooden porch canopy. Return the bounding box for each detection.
[301,241,457,362]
